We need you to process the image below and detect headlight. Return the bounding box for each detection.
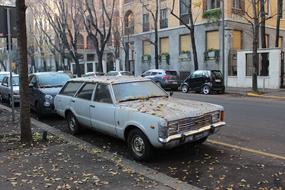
[158,119,168,138]
[45,95,53,102]
[211,111,221,123]
[167,121,179,136]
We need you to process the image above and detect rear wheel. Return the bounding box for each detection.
[127,129,153,161]
[181,84,189,93]
[66,112,80,135]
[202,85,211,95]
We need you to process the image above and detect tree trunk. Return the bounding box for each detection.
[74,58,81,77]
[16,0,32,144]
[260,0,267,76]
[252,19,259,92]
[154,0,159,69]
[275,0,282,47]
[189,0,198,70]
[97,53,104,72]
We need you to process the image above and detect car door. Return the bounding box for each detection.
[89,83,117,136]
[72,83,96,127]
[1,77,9,100]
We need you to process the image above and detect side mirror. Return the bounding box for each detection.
[141,74,145,77]
[29,83,34,88]
[169,91,173,97]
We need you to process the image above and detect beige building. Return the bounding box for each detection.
[121,0,285,82]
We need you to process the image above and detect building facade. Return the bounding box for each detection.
[121,0,285,83]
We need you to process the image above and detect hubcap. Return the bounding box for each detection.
[132,136,145,157]
[203,86,210,94]
[182,85,188,93]
[68,116,76,131]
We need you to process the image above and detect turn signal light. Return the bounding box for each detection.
[220,111,224,121]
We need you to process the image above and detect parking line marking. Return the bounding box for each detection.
[208,140,285,161]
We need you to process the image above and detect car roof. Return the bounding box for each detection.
[0,72,10,74]
[32,72,67,75]
[70,76,151,84]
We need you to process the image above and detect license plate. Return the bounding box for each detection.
[194,131,209,140]
[215,79,221,82]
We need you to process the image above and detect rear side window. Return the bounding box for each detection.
[151,72,158,76]
[94,84,113,104]
[77,83,96,100]
[211,71,223,79]
[60,82,83,97]
[166,71,178,76]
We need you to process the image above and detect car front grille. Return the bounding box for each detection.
[168,112,219,136]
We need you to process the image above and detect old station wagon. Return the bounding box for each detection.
[54,77,225,161]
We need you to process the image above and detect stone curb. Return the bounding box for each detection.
[0,104,201,190]
[246,92,285,100]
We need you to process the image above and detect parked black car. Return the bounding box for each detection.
[180,70,225,95]
[28,72,71,118]
[141,69,180,90]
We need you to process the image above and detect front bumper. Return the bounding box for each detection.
[158,121,225,148]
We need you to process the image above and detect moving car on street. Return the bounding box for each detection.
[54,76,225,161]
[180,70,225,95]
[0,75,20,106]
[141,69,180,90]
[82,72,105,78]
[28,72,71,118]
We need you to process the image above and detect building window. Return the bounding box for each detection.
[160,9,168,29]
[205,0,220,10]
[143,40,151,55]
[125,10,134,35]
[143,13,150,32]
[160,37,169,53]
[264,34,270,48]
[206,30,219,50]
[231,30,242,50]
[265,0,270,16]
[232,0,241,9]
[232,0,245,14]
[246,53,269,76]
[124,0,133,4]
[179,34,191,53]
[180,0,189,24]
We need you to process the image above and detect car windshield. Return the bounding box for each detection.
[8,76,19,86]
[212,71,223,79]
[107,72,118,76]
[112,81,168,102]
[38,73,70,88]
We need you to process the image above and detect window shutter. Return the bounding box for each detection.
[203,0,207,12]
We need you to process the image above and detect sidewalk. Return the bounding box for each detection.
[226,87,285,100]
[0,105,199,190]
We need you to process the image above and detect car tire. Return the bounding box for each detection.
[195,136,208,144]
[202,85,211,95]
[127,129,153,161]
[181,85,189,93]
[66,112,80,135]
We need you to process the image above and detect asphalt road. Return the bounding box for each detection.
[3,93,285,189]
[174,92,285,157]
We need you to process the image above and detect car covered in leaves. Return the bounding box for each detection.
[54,76,225,161]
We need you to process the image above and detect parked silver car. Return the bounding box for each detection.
[54,77,225,161]
[0,75,20,106]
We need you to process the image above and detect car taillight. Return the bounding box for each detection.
[220,111,224,121]
[162,75,170,80]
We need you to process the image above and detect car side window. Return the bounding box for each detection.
[60,82,83,97]
[2,77,8,86]
[151,72,158,76]
[142,71,151,76]
[29,76,37,87]
[77,83,96,101]
[94,84,113,104]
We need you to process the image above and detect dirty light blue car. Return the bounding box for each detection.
[54,77,225,161]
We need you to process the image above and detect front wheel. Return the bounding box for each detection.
[181,84,189,93]
[66,112,80,135]
[202,85,211,95]
[127,129,153,161]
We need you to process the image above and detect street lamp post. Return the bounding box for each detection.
[221,0,226,86]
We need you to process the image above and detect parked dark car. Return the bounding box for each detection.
[180,70,225,95]
[141,69,180,90]
[28,72,71,118]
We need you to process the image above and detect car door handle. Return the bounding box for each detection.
[89,105,95,108]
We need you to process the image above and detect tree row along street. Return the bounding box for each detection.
[2,93,284,189]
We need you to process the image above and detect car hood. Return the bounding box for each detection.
[118,97,223,121]
[39,87,62,96]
